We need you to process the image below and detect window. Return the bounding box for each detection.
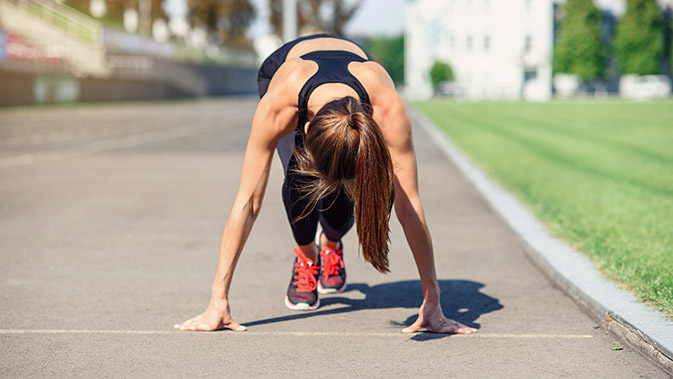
[524,35,532,52]
[467,35,473,52]
[450,34,456,51]
[484,0,490,13]
[484,35,491,52]
[524,69,537,82]
[524,0,532,13]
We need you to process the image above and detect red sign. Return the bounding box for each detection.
[5,32,63,63]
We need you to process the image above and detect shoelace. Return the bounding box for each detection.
[320,249,344,277]
[293,258,319,292]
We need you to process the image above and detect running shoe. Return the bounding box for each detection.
[285,247,320,310]
[318,241,347,294]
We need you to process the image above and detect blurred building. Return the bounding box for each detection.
[406,0,553,101]
[406,0,673,101]
[0,0,258,106]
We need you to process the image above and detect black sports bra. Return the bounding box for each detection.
[296,50,372,130]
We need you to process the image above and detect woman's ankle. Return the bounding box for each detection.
[320,233,340,250]
[297,243,318,262]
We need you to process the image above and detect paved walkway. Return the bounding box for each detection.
[0,98,668,377]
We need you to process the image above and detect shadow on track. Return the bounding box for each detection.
[241,279,503,341]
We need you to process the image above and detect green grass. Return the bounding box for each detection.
[415,99,673,317]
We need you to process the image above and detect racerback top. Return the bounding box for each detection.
[296,50,372,131]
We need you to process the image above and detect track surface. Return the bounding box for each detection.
[0,99,667,377]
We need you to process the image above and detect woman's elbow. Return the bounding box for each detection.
[250,201,263,219]
[234,199,263,220]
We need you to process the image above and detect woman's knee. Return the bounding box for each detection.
[319,196,354,241]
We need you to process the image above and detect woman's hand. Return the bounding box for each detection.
[402,300,477,334]
[174,298,246,332]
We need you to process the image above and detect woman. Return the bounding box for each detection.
[174,34,476,334]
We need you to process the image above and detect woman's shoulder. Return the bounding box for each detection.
[351,62,401,110]
[256,58,314,136]
[266,58,315,98]
[351,62,396,95]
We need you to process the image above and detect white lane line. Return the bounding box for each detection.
[0,122,215,168]
[0,329,175,335]
[0,329,594,338]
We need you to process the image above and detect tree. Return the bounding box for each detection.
[188,0,255,47]
[553,0,606,81]
[365,35,404,84]
[64,0,167,31]
[429,61,454,86]
[614,0,665,75]
[270,0,362,37]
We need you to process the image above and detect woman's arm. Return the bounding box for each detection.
[175,92,296,332]
[373,84,476,334]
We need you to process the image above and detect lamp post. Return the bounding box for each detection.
[283,0,297,42]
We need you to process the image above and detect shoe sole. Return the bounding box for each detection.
[318,281,347,294]
[284,296,320,311]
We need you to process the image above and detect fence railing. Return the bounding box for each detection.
[103,28,257,69]
[172,43,257,69]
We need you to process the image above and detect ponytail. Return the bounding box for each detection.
[293,96,394,273]
[351,111,394,273]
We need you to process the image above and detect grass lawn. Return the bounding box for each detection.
[415,99,673,317]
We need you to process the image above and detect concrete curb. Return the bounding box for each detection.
[408,104,673,373]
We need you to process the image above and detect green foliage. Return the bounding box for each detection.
[416,99,673,317]
[429,61,454,86]
[553,0,606,80]
[614,0,665,75]
[64,0,166,30]
[365,35,404,84]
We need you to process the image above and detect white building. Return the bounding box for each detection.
[406,0,673,101]
[406,0,554,101]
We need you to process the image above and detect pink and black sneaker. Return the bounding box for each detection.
[285,247,320,311]
[318,242,347,294]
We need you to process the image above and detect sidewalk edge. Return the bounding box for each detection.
[407,104,673,373]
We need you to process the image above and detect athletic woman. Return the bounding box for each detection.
[174,34,476,334]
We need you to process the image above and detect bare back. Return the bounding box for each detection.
[262,36,400,140]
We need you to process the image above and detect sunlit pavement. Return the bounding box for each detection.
[0,98,667,377]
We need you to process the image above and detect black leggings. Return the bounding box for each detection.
[258,35,355,246]
[281,153,354,245]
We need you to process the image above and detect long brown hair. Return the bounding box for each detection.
[294,96,394,273]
